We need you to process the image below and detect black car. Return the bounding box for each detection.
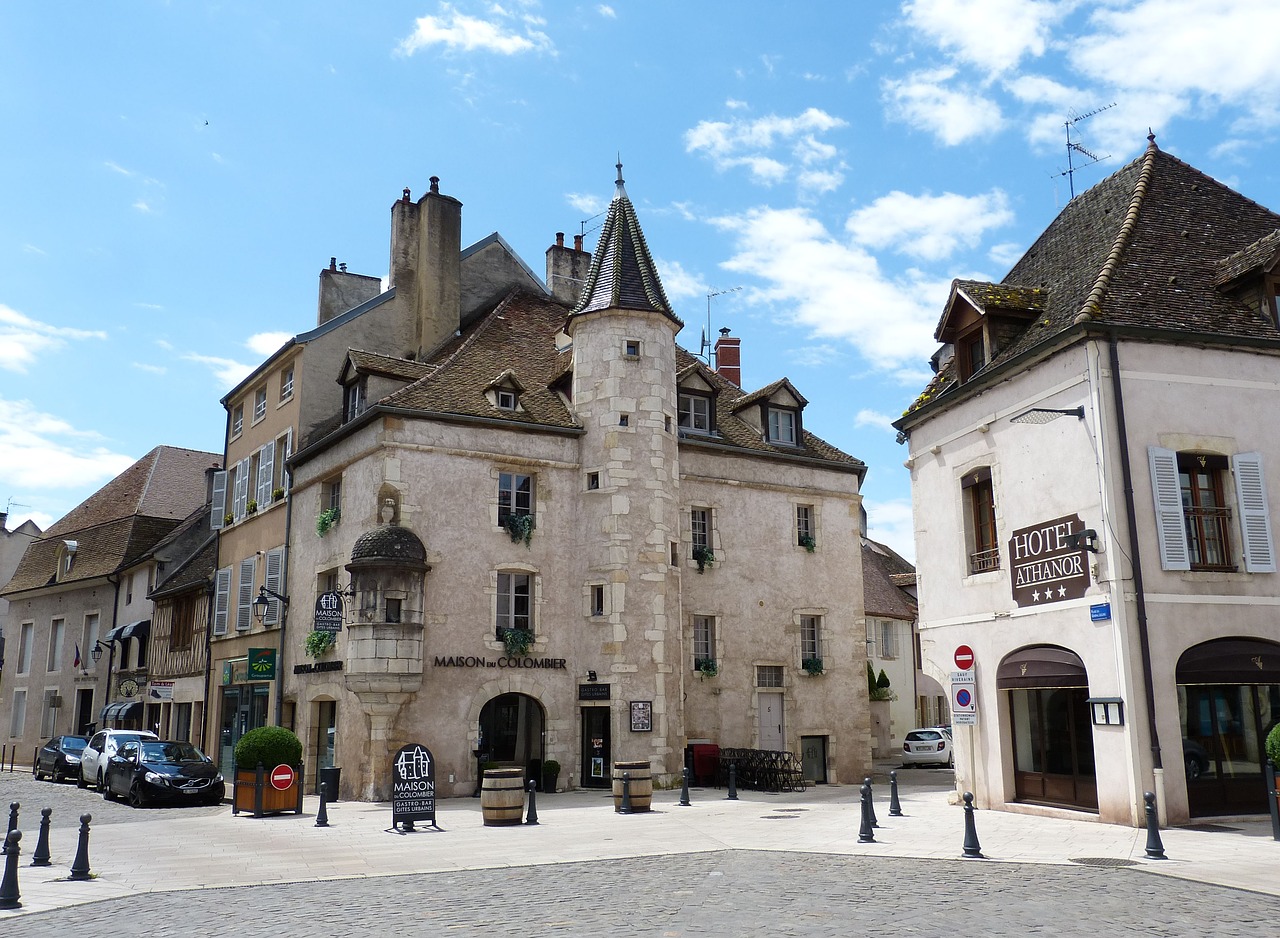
[103,739,225,807]
[34,735,89,782]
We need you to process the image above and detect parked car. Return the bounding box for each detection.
[33,735,89,782]
[103,739,225,808]
[1183,739,1212,781]
[902,727,954,768]
[79,729,158,791]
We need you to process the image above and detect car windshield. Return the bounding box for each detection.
[61,737,88,751]
[140,742,207,764]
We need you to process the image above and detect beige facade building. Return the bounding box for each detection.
[896,137,1280,826]
[279,168,870,800]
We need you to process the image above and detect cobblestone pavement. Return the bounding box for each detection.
[6,849,1280,937]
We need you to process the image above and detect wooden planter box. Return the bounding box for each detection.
[233,763,305,817]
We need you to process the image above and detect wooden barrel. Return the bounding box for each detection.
[481,768,526,826]
[612,760,653,812]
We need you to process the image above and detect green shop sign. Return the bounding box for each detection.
[248,648,277,681]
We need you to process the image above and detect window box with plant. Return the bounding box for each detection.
[224,512,235,527]
[692,545,715,573]
[499,626,534,657]
[798,534,816,553]
[802,657,824,675]
[305,630,336,658]
[695,657,718,679]
[247,499,258,515]
[272,486,285,502]
[503,511,534,547]
[316,506,341,537]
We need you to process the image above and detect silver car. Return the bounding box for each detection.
[78,729,158,791]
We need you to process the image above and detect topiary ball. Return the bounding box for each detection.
[234,725,303,770]
[1266,723,1280,768]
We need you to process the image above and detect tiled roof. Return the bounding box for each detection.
[149,504,218,597]
[862,537,917,621]
[903,139,1280,419]
[1215,228,1280,287]
[346,349,437,382]
[3,516,182,596]
[569,167,680,327]
[952,281,1047,314]
[731,377,808,412]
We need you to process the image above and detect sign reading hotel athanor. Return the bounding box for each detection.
[1010,513,1091,607]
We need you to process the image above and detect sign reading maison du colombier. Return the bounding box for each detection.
[1009,513,1091,608]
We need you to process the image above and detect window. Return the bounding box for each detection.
[624,339,641,357]
[47,619,64,672]
[344,378,367,423]
[58,541,76,578]
[801,615,822,662]
[691,508,711,550]
[678,393,713,434]
[322,477,342,528]
[1179,453,1233,570]
[957,327,986,382]
[9,690,26,737]
[767,407,798,445]
[497,472,534,526]
[386,598,402,623]
[171,595,197,651]
[756,665,784,688]
[693,615,716,668]
[496,389,517,410]
[83,614,99,669]
[591,585,605,617]
[41,689,60,737]
[273,428,293,494]
[670,541,679,566]
[962,468,999,573]
[496,573,531,636]
[879,620,899,659]
[587,471,600,491]
[253,385,268,423]
[796,505,815,549]
[212,568,232,636]
[232,404,244,438]
[619,414,629,427]
[280,365,294,401]
[17,622,33,675]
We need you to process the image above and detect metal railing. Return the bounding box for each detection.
[968,547,1000,574]
[1185,506,1234,571]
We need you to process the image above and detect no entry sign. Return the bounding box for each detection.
[270,764,296,791]
[954,645,975,670]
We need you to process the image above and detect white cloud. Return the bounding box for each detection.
[182,353,254,390]
[684,107,848,192]
[882,68,1003,145]
[596,4,616,17]
[865,497,916,564]
[725,98,748,110]
[988,241,1025,268]
[133,200,154,214]
[566,192,606,215]
[0,305,107,373]
[22,244,45,256]
[655,258,706,302]
[902,0,1064,75]
[399,4,553,55]
[711,207,944,376]
[855,409,897,434]
[132,362,167,375]
[246,332,293,357]
[0,399,136,492]
[846,189,1012,261]
[786,345,842,368]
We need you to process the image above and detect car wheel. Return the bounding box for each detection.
[1186,754,1203,782]
[128,784,149,809]
[96,771,106,793]
[102,784,115,802]
[76,774,88,789]
[33,766,45,780]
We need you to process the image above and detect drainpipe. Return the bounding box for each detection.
[103,574,122,727]
[274,463,293,727]
[1107,334,1165,817]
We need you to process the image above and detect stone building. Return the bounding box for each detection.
[283,167,870,800]
[895,136,1280,825]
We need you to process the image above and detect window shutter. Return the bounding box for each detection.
[1148,446,1190,571]
[213,567,232,636]
[257,440,275,507]
[263,547,285,625]
[233,457,250,522]
[210,471,227,530]
[236,557,256,631]
[1233,452,1276,573]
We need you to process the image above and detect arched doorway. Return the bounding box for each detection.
[479,693,545,782]
[999,645,1097,811]
[1177,637,1280,817]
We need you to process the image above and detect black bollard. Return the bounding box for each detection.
[0,831,20,909]
[31,808,52,867]
[962,791,984,858]
[68,813,92,881]
[679,767,691,807]
[888,770,903,817]
[1143,791,1167,860]
[5,802,16,838]
[727,763,738,801]
[315,782,330,828]
[526,779,539,825]
[858,782,876,843]
[620,772,633,815]
[864,777,879,828]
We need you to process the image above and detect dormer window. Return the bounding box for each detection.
[957,327,986,382]
[344,377,367,423]
[767,407,798,445]
[678,392,713,434]
[496,389,517,410]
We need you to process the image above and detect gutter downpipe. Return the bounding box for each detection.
[102,574,122,729]
[1108,333,1165,820]
[275,464,293,727]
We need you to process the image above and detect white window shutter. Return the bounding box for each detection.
[263,547,284,625]
[213,567,232,635]
[1148,446,1190,571]
[210,471,227,530]
[236,557,256,631]
[1233,452,1276,573]
[257,440,275,507]
[233,457,250,522]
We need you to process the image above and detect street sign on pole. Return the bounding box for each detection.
[954,645,975,670]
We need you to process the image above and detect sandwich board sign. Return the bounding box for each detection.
[391,743,441,831]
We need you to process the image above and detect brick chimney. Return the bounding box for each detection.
[714,328,741,386]
[546,231,592,306]
[389,177,463,358]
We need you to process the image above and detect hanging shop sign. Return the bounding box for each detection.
[1009,513,1091,608]
[248,648,277,681]
[313,590,345,633]
[391,743,439,830]
[147,681,174,701]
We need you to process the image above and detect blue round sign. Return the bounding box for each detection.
[955,688,972,708]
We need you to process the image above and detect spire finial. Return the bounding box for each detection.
[614,154,627,200]
[1147,129,1157,149]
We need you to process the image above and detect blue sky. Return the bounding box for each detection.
[4,1,1280,561]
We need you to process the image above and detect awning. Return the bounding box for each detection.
[997,645,1088,689]
[103,619,151,643]
[99,701,143,722]
[1177,638,1280,684]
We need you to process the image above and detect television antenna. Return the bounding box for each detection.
[700,287,742,365]
[1057,103,1115,200]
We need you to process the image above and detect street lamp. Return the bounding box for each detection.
[1010,406,1085,425]
[252,586,289,623]
[89,641,111,664]
[251,586,290,726]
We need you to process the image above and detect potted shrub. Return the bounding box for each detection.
[247,499,258,514]
[272,486,285,502]
[316,506,341,536]
[541,759,561,793]
[695,657,718,679]
[802,657,824,675]
[232,725,305,817]
[868,661,893,700]
[223,512,235,527]
[305,630,336,658]
[504,512,534,547]
[692,545,715,573]
[501,627,533,657]
[799,534,816,553]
